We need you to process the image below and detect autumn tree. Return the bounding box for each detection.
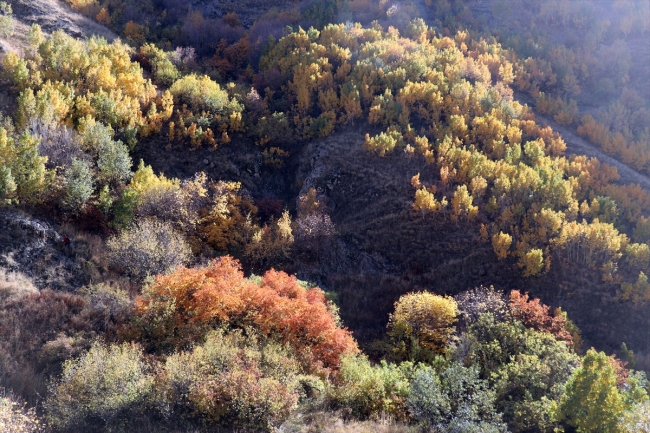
[388,292,458,359]
[133,257,358,371]
[558,349,635,433]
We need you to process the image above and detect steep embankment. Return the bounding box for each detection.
[2,0,116,52]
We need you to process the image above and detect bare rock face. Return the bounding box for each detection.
[0,210,94,291]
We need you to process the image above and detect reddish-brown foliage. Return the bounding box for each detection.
[609,354,630,387]
[509,290,573,346]
[135,256,358,370]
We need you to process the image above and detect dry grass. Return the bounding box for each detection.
[0,268,38,301]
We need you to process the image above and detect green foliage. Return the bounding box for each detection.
[407,363,506,432]
[170,74,241,114]
[156,328,313,431]
[0,2,14,38]
[329,355,414,419]
[558,348,648,433]
[45,342,153,431]
[0,128,48,204]
[458,313,580,432]
[62,158,94,214]
[97,139,133,185]
[138,43,180,86]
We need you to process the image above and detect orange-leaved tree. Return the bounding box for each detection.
[509,290,575,347]
[133,256,358,370]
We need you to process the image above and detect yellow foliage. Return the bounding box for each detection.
[492,231,513,260]
[388,291,459,353]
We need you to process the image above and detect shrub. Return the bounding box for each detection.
[0,288,130,404]
[170,74,240,114]
[45,342,154,431]
[329,355,414,420]
[156,328,312,431]
[408,363,506,432]
[138,43,180,87]
[454,286,508,329]
[107,218,191,281]
[133,256,358,370]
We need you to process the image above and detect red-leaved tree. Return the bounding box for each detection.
[509,290,574,346]
[133,256,358,371]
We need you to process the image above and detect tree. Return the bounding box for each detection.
[460,313,580,433]
[97,139,133,185]
[558,349,626,433]
[0,2,14,38]
[451,184,478,221]
[492,232,512,260]
[62,158,94,214]
[408,363,507,432]
[133,257,358,370]
[518,248,544,277]
[388,292,458,355]
[0,128,48,204]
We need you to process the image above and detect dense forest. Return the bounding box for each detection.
[0,0,650,431]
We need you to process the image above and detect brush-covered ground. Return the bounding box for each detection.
[1,0,650,432]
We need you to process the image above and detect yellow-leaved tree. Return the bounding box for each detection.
[388,292,458,360]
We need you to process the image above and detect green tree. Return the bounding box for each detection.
[0,128,48,204]
[97,139,133,185]
[408,363,507,432]
[0,2,14,38]
[558,349,626,433]
[62,158,94,214]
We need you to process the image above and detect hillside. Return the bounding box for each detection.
[1,0,650,432]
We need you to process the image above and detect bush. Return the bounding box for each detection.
[138,43,180,87]
[169,74,241,114]
[45,342,154,431]
[0,287,132,404]
[408,363,506,432]
[133,256,358,370]
[107,218,191,280]
[156,328,312,431]
[329,355,414,420]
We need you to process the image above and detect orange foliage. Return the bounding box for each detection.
[509,290,573,346]
[135,256,358,370]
